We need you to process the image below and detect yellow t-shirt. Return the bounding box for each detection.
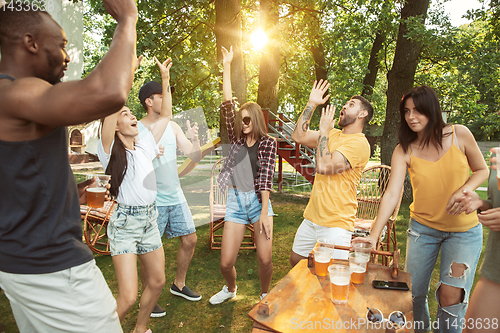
[304,128,370,230]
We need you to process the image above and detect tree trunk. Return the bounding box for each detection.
[381,0,430,199]
[257,0,280,116]
[215,0,245,155]
[361,0,391,99]
[361,32,385,99]
[310,11,329,111]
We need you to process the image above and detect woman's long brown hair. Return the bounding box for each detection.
[398,85,450,153]
[105,132,128,199]
[234,102,269,141]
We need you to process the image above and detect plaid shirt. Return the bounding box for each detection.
[217,100,277,203]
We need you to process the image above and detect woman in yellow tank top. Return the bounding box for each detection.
[353,86,488,333]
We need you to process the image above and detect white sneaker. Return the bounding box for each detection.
[260,293,268,300]
[209,285,237,305]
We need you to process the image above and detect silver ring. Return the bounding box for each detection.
[267,237,270,240]
[260,230,262,234]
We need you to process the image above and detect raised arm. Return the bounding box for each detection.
[222,46,233,102]
[100,111,119,155]
[220,45,237,143]
[352,145,408,248]
[4,0,138,128]
[315,105,351,175]
[150,57,173,143]
[291,80,330,148]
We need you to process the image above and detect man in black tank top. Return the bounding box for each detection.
[0,1,138,332]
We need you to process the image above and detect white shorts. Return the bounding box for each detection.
[292,219,352,259]
[0,260,122,333]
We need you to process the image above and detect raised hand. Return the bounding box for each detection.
[221,46,233,66]
[135,55,143,72]
[103,0,138,23]
[186,120,199,141]
[319,105,336,134]
[154,56,173,81]
[308,80,330,106]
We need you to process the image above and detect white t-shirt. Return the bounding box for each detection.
[97,132,160,206]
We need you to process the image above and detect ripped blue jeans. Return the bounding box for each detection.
[406,219,482,333]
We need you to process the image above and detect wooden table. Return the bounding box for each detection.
[249,260,413,332]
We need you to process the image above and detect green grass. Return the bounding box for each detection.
[0,170,490,332]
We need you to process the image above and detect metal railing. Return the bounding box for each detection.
[267,109,316,166]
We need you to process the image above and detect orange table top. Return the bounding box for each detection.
[249,260,413,333]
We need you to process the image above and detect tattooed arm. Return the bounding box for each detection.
[291,80,330,148]
[315,105,352,175]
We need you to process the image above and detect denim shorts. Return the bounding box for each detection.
[157,202,196,238]
[224,188,274,225]
[107,202,162,256]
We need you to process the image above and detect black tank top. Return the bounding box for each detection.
[0,74,93,274]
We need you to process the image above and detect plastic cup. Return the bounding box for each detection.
[329,264,352,304]
[314,247,333,277]
[86,175,110,208]
[352,242,372,268]
[315,238,336,262]
[316,238,335,250]
[348,252,368,284]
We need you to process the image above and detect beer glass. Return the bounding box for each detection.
[328,264,352,304]
[348,252,368,284]
[86,175,110,208]
[314,247,333,277]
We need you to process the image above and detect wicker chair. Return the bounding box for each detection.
[209,157,256,250]
[80,200,116,255]
[356,165,403,266]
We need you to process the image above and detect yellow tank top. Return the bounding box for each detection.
[409,126,479,232]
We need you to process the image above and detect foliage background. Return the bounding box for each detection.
[82,0,499,140]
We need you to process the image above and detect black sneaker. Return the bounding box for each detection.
[169,283,202,301]
[150,303,166,318]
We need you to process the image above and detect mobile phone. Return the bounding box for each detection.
[372,280,409,291]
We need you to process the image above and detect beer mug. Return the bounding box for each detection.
[328,264,352,304]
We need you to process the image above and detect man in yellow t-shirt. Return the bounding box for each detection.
[289,80,372,266]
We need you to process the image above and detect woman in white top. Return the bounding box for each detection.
[97,57,173,333]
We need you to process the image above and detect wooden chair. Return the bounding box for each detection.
[80,200,116,255]
[356,165,403,266]
[209,157,256,250]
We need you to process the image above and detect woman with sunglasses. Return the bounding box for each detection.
[353,85,488,333]
[209,46,277,305]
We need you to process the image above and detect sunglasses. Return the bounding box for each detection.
[242,116,252,125]
[366,308,406,329]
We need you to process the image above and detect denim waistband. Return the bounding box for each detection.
[116,201,156,215]
[231,187,255,194]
